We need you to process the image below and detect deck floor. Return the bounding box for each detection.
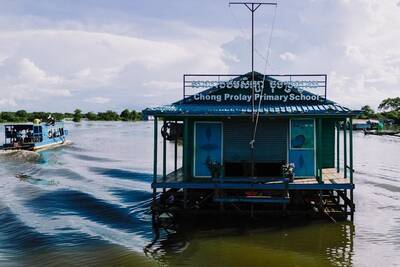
[155,168,352,190]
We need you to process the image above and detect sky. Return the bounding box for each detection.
[0,0,399,112]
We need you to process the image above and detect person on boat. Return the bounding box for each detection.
[12,128,17,142]
[26,129,33,143]
[46,115,55,126]
[16,130,23,143]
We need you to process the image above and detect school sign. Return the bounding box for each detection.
[184,73,327,104]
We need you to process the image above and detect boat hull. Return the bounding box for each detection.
[1,140,69,152]
[33,140,68,151]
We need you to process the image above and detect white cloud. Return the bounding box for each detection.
[279,52,297,61]
[0,28,230,111]
[0,57,70,109]
[85,97,111,104]
[223,0,400,109]
[142,81,181,91]
[0,0,399,111]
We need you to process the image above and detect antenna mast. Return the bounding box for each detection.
[229,1,277,122]
[229,1,277,178]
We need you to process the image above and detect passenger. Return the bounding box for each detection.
[46,115,55,126]
[12,129,17,142]
[27,130,33,143]
[16,131,23,143]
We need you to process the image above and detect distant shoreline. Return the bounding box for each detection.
[0,109,142,123]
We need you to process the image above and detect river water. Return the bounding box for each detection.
[0,121,399,267]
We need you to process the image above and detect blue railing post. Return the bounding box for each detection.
[336,121,340,173]
[349,118,353,184]
[318,118,323,183]
[343,119,347,178]
[153,116,158,190]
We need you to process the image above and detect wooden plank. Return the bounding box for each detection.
[214,196,290,204]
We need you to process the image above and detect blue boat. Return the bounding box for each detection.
[1,121,69,151]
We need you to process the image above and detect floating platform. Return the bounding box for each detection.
[143,72,358,223]
[153,168,353,191]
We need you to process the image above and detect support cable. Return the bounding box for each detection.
[228,7,269,62]
[251,2,278,146]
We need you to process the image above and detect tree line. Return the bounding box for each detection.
[0,109,142,123]
[360,97,400,124]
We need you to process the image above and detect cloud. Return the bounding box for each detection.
[221,0,400,109]
[279,52,297,61]
[85,97,110,104]
[0,0,399,111]
[0,28,230,111]
[0,57,71,109]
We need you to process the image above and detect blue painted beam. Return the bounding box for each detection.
[213,177,289,183]
[151,182,355,190]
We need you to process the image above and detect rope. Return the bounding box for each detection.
[251,2,278,147]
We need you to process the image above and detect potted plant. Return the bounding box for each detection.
[282,163,295,182]
[207,160,222,178]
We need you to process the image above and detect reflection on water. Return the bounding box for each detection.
[146,218,355,267]
[0,122,399,266]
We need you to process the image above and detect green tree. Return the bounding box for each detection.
[29,112,49,122]
[0,112,16,122]
[97,110,119,121]
[120,109,131,121]
[360,105,375,118]
[86,112,98,121]
[15,110,28,119]
[132,110,139,121]
[378,97,400,112]
[73,109,82,122]
[52,112,65,121]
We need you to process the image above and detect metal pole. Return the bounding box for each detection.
[250,6,255,177]
[336,121,340,173]
[251,4,255,122]
[174,120,178,172]
[349,117,354,221]
[318,118,323,183]
[153,116,158,207]
[349,118,353,184]
[229,1,277,120]
[183,75,186,99]
[162,120,167,194]
[343,119,347,178]
[183,118,189,177]
[229,1,277,178]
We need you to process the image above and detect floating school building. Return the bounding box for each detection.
[144,72,359,221]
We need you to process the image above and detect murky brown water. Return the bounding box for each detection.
[0,122,399,267]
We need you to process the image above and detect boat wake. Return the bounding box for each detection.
[0,150,41,162]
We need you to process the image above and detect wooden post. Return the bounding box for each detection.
[336,121,340,173]
[184,188,188,210]
[343,119,347,178]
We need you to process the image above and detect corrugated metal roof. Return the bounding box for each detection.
[144,103,357,116]
[143,72,359,117]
